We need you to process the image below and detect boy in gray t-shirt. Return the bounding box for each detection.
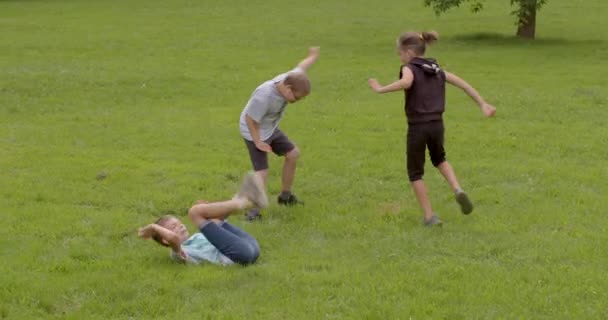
[239,47,320,220]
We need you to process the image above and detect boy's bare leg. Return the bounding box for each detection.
[411,180,434,221]
[281,147,300,193]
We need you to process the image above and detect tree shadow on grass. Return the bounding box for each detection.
[448,32,604,47]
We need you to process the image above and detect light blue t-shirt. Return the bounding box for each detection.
[170,233,233,266]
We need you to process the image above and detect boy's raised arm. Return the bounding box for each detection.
[297,47,320,72]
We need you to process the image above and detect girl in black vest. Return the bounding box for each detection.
[367,31,496,226]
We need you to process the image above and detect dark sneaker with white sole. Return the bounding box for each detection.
[238,172,268,208]
[455,191,473,215]
[245,208,262,221]
[277,192,303,206]
[424,214,443,227]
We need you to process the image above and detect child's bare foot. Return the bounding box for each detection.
[237,172,268,208]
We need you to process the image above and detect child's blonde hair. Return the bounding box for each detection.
[284,72,311,95]
[397,31,439,55]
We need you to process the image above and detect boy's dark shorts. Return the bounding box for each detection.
[407,120,446,181]
[244,129,296,171]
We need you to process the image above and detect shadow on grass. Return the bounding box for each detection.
[448,32,604,47]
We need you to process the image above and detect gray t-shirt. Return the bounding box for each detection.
[239,67,303,141]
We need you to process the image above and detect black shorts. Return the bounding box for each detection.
[244,128,296,171]
[407,120,446,181]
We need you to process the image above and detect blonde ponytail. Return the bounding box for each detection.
[398,30,439,55]
[420,31,439,44]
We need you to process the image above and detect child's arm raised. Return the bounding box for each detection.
[368,66,414,94]
[445,71,496,117]
[296,47,320,72]
[138,224,186,260]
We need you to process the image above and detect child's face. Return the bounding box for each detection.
[398,48,413,64]
[285,87,308,103]
[162,217,190,241]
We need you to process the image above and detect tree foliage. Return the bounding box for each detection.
[423,0,548,38]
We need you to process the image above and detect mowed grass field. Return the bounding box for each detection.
[1,0,607,318]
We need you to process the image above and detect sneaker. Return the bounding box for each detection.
[455,191,473,215]
[238,172,269,208]
[245,208,262,221]
[424,214,443,227]
[277,192,304,206]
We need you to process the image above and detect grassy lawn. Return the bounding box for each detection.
[1,0,607,318]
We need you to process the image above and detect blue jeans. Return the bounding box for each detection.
[200,222,260,265]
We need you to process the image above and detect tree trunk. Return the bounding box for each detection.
[516,0,536,39]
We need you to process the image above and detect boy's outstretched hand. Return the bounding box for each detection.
[481,103,496,117]
[298,47,320,71]
[255,141,272,153]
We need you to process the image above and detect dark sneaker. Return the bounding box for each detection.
[277,192,304,206]
[424,214,443,227]
[238,172,268,208]
[245,208,262,221]
[455,191,473,215]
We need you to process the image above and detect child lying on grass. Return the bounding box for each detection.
[138,172,268,265]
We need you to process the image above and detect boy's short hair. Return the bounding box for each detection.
[283,72,311,96]
[152,215,175,247]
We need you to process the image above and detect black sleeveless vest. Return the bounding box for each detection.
[400,57,446,124]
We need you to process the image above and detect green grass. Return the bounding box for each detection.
[1,0,607,318]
